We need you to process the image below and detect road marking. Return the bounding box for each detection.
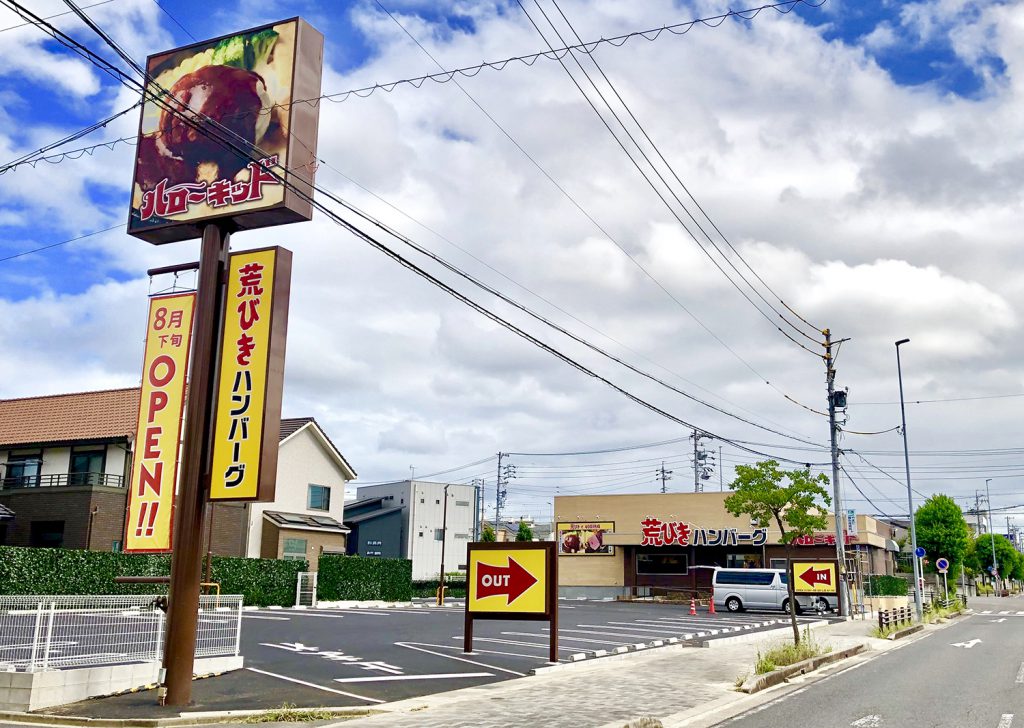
[1016,663,1024,684]
[502,631,622,646]
[1001,611,1012,615]
[551,627,684,640]
[993,618,1008,623]
[981,610,993,614]
[395,642,526,676]
[951,639,982,649]
[998,715,1013,728]
[245,667,384,704]
[596,622,685,633]
[335,672,492,683]
[851,715,881,727]
[427,642,551,660]
[242,615,290,621]
[461,636,577,652]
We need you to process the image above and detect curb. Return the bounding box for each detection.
[739,643,867,694]
[887,624,924,640]
[701,619,829,649]
[6,707,380,727]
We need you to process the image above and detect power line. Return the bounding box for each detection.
[149,0,195,41]
[0,223,123,262]
[0,0,112,32]
[857,393,1024,405]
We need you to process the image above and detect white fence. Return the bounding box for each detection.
[0,595,242,672]
[295,572,317,608]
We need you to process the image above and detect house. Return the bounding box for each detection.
[353,480,482,580]
[0,390,356,570]
[342,496,405,559]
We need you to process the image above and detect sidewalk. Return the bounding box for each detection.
[324,618,883,728]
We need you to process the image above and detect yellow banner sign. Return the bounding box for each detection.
[125,293,195,552]
[792,561,839,593]
[209,247,291,501]
[468,547,547,614]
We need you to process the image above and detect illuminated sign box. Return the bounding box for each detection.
[127,18,323,244]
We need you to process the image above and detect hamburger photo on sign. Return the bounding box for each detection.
[558,522,614,555]
[128,18,323,244]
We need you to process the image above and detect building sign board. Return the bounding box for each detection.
[639,516,767,548]
[793,532,856,546]
[465,542,558,662]
[846,508,858,536]
[209,247,291,501]
[557,521,614,555]
[125,293,196,552]
[790,560,839,594]
[128,18,324,244]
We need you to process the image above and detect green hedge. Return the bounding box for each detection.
[317,555,412,601]
[0,546,305,607]
[869,575,909,597]
[412,579,467,598]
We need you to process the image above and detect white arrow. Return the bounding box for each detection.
[951,639,982,649]
[851,715,882,727]
[992,618,1008,623]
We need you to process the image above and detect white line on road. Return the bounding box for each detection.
[502,631,621,645]
[1016,663,1024,684]
[462,636,576,653]
[395,642,526,676]
[998,714,1013,728]
[427,642,551,660]
[245,667,384,704]
[549,627,688,640]
[335,672,492,683]
[851,715,881,727]
[242,615,290,621]
[992,619,1008,623]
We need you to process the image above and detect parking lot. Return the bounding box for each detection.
[49,598,834,715]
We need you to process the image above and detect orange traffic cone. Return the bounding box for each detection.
[709,594,716,614]
[689,596,697,616]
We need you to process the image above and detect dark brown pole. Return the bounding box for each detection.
[438,485,449,605]
[548,544,558,663]
[204,505,215,585]
[162,224,229,706]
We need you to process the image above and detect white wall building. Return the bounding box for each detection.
[355,480,481,580]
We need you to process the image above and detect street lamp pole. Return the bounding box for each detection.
[987,477,998,594]
[895,338,923,621]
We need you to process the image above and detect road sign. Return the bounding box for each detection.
[915,546,926,559]
[465,542,558,662]
[936,558,950,573]
[791,560,839,594]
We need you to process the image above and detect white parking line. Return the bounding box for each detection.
[245,667,384,704]
[594,622,690,634]
[395,642,526,676]
[998,714,1013,728]
[460,636,577,653]
[502,631,622,646]
[550,627,685,640]
[242,615,291,621]
[1016,662,1024,684]
[427,642,551,660]
[335,672,492,683]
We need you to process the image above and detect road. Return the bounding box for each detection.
[721,600,1024,728]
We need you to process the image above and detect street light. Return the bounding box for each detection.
[895,338,923,621]
[987,477,998,594]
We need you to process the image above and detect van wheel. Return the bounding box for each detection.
[782,599,801,615]
[816,598,831,613]
[725,597,742,612]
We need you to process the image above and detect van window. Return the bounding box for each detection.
[715,570,775,586]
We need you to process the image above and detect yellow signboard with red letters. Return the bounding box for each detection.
[125,293,196,552]
[209,247,291,501]
[791,561,839,593]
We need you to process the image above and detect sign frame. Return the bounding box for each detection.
[127,17,324,245]
[208,246,292,502]
[464,541,558,662]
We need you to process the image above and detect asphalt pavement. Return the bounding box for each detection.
[44,599,827,716]
[719,597,1024,728]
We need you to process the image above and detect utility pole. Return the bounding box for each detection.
[895,338,923,621]
[437,484,449,605]
[494,453,504,536]
[471,478,484,541]
[719,445,723,492]
[657,461,673,493]
[987,478,998,593]
[691,430,710,493]
[825,329,851,618]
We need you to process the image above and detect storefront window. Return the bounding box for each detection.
[726,553,761,568]
[770,558,787,570]
[637,552,688,575]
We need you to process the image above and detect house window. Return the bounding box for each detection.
[30,521,64,548]
[456,500,470,507]
[435,528,445,541]
[4,452,42,488]
[420,498,425,504]
[70,446,105,486]
[282,538,308,561]
[308,484,331,511]
[435,499,440,505]
[455,533,469,539]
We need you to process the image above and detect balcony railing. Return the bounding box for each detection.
[0,473,125,490]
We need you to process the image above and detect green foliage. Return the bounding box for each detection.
[412,576,467,598]
[481,524,497,542]
[915,495,970,579]
[515,520,534,542]
[243,703,337,723]
[317,555,412,602]
[868,575,908,597]
[754,630,829,674]
[0,546,304,606]
[724,460,832,544]
[974,534,1019,581]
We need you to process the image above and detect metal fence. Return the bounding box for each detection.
[295,572,317,608]
[0,594,242,672]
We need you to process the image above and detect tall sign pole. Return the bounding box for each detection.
[162,225,229,705]
[824,329,850,617]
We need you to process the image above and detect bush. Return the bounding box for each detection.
[0,545,305,607]
[317,555,412,602]
[754,630,831,674]
[412,578,467,598]
[869,575,908,597]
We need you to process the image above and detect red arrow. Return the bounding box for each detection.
[799,566,833,588]
[476,557,539,605]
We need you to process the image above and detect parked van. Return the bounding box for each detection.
[712,568,799,614]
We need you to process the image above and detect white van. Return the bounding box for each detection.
[712,568,799,614]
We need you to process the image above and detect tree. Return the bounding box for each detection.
[975,534,1018,589]
[515,520,534,542]
[914,494,970,581]
[481,524,496,543]
[724,460,831,644]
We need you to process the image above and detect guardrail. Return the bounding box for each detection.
[0,594,241,672]
[878,605,914,631]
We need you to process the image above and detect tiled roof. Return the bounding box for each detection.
[279,417,314,441]
[0,388,140,449]
[263,510,349,533]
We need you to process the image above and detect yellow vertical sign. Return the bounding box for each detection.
[209,247,289,500]
[125,293,195,552]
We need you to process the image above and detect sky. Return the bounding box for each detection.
[1,0,1022,529]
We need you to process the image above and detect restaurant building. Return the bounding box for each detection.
[555,492,902,599]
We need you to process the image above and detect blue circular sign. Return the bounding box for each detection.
[915,546,926,558]
[936,558,949,571]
